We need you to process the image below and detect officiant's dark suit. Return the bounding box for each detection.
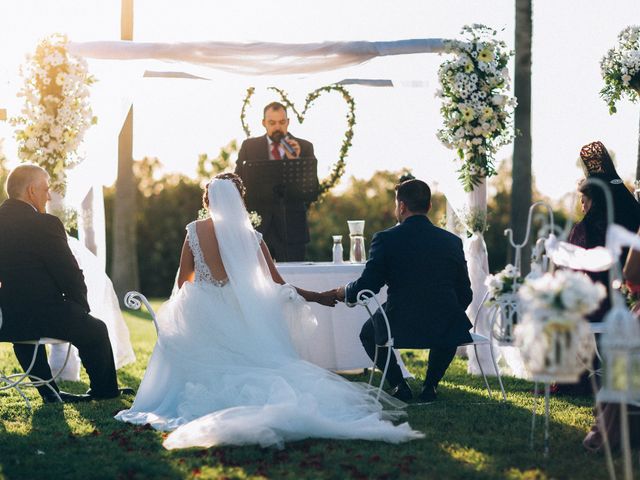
[235,102,316,262]
[341,179,473,401]
[0,166,119,401]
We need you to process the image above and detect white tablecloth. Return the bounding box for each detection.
[278,262,413,378]
[279,262,371,371]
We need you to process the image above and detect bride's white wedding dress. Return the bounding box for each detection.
[115,179,423,449]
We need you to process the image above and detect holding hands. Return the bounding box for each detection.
[315,287,345,307]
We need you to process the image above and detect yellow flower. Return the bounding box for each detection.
[461,107,475,122]
[465,62,474,73]
[481,107,494,120]
[478,48,494,63]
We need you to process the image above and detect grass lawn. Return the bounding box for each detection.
[0,304,617,479]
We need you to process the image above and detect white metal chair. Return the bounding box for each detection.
[356,289,507,402]
[124,291,159,334]
[1,307,72,411]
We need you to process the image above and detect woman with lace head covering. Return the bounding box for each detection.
[571,141,640,249]
[567,142,640,451]
[555,142,640,398]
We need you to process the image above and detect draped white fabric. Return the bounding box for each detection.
[436,169,495,374]
[68,39,446,76]
[545,225,640,272]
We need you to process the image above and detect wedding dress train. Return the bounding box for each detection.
[116,179,422,449]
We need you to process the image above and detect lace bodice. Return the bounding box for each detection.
[186,222,229,287]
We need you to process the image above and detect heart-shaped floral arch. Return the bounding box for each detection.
[240,85,356,196]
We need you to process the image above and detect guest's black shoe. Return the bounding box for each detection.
[87,387,135,400]
[41,390,63,404]
[390,381,413,402]
[417,385,437,403]
[42,390,91,404]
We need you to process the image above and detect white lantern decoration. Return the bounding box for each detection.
[599,297,640,404]
[489,292,519,346]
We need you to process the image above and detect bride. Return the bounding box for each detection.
[115,173,423,449]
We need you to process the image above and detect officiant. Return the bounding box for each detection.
[235,102,316,262]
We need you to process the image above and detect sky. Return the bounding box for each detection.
[0,0,639,200]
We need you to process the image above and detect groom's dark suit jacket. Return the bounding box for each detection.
[346,215,473,349]
[235,134,315,256]
[0,198,90,340]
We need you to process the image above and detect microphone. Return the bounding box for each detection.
[280,134,297,157]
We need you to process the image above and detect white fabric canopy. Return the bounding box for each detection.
[68,39,446,75]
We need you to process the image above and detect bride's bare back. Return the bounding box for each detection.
[177,219,229,287]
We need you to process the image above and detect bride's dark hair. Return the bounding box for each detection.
[202,173,246,208]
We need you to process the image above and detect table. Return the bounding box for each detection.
[278,262,373,371]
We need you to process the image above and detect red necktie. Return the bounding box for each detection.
[271,142,282,160]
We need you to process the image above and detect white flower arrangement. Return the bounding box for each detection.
[600,25,640,114]
[437,24,517,192]
[11,34,96,194]
[518,270,606,324]
[484,263,522,303]
[515,270,606,381]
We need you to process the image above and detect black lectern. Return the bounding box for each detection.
[236,157,319,261]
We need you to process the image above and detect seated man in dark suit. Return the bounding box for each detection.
[235,102,316,261]
[335,179,473,402]
[0,164,132,403]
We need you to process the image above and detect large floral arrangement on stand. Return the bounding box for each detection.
[437,24,517,192]
[515,270,606,382]
[11,33,96,196]
[600,25,640,114]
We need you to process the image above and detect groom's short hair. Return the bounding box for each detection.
[5,164,48,199]
[395,179,431,213]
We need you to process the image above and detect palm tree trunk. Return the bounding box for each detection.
[511,0,533,274]
[111,0,139,303]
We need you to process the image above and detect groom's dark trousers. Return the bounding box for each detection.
[0,198,118,397]
[346,215,473,389]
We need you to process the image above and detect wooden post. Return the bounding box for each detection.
[511,0,533,274]
[111,0,139,303]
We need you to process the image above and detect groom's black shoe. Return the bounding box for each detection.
[87,387,135,400]
[41,390,91,404]
[390,380,413,402]
[417,385,437,403]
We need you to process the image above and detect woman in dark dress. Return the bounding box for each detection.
[557,142,640,398]
[569,142,640,451]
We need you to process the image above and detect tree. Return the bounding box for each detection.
[511,0,533,274]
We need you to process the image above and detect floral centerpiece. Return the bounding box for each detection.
[436,24,517,192]
[11,33,96,195]
[516,270,606,382]
[600,25,640,114]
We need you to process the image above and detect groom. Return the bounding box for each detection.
[0,164,132,403]
[334,179,473,402]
